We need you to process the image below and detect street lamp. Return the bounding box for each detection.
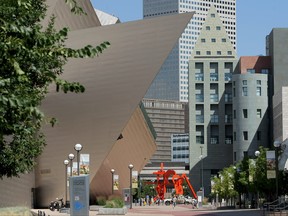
[74,143,83,176]
[128,164,134,209]
[254,150,260,209]
[111,168,115,195]
[199,146,204,195]
[274,140,281,200]
[68,153,75,177]
[63,159,69,207]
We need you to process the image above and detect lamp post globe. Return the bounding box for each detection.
[64,160,69,165]
[255,150,260,157]
[68,153,75,160]
[74,143,83,176]
[74,143,83,151]
[274,140,281,148]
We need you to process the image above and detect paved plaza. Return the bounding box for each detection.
[32,204,263,216]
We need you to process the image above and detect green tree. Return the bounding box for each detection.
[0,0,109,178]
[211,165,237,205]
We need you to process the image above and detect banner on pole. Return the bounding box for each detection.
[114,175,119,191]
[266,150,276,179]
[132,171,138,188]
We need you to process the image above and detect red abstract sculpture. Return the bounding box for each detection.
[152,163,197,200]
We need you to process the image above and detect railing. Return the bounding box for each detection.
[263,198,288,216]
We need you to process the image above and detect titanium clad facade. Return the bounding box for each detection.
[143,0,236,102]
[0,0,194,207]
[188,6,237,195]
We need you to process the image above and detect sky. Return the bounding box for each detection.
[91,0,288,57]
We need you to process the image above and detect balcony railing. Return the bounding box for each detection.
[196,115,204,123]
[210,94,219,102]
[225,73,232,81]
[196,94,204,102]
[225,93,232,102]
[225,115,233,123]
[210,115,219,123]
[225,137,233,144]
[195,73,204,81]
[210,73,218,81]
[210,136,219,144]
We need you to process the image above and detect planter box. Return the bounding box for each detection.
[98,207,127,215]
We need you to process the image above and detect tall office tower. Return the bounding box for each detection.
[188,6,237,195]
[142,99,189,162]
[143,0,236,102]
[233,56,271,163]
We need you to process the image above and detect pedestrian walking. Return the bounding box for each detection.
[172,195,177,209]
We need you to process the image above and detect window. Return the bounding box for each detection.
[257,80,261,85]
[242,80,247,85]
[257,109,262,118]
[243,131,248,140]
[216,26,221,30]
[242,87,248,96]
[233,88,236,97]
[233,132,236,141]
[206,51,211,55]
[211,136,219,144]
[211,38,216,42]
[196,136,204,144]
[217,51,221,55]
[201,38,206,43]
[227,51,232,55]
[233,110,236,119]
[206,26,210,30]
[247,69,256,73]
[211,13,215,17]
[243,151,248,158]
[196,51,201,55]
[234,152,237,162]
[261,69,269,74]
[243,109,248,118]
[222,38,227,42]
[256,87,261,96]
[257,131,261,141]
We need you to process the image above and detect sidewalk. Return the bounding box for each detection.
[32,204,205,216]
[32,203,262,216]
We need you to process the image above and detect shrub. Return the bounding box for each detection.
[0,207,32,216]
[104,196,124,208]
[96,196,107,206]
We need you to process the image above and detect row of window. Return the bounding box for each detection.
[172,146,189,151]
[233,86,263,97]
[172,154,189,159]
[195,136,233,144]
[233,131,262,141]
[195,50,233,56]
[233,109,262,119]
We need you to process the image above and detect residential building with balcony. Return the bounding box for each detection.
[188,6,237,195]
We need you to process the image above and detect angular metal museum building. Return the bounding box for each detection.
[0,0,193,208]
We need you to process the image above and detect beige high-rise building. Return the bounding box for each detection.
[188,5,237,195]
[144,0,236,102]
